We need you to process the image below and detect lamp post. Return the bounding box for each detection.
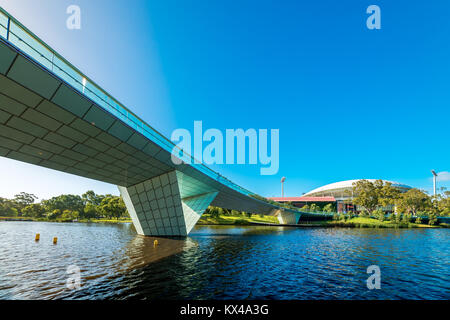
[281,177,286,198]
[431,170,438,197]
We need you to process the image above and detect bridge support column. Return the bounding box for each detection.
[275,209,301,225]
[118,170,218,236]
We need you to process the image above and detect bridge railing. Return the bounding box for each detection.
[0,7,255,197]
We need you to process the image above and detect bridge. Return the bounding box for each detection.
[0,8,326,236]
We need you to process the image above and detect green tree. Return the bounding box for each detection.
[373,208,385,222]
[396,189,432,215]
[47,209,62,220]
[352,180,381,215]
[428,213,437,225]
[21,203,45,218]
[42,194,84,214]
[379,182,401,207]
[359,210,369,217]
[402,213,411,223]
[0,197,18,217]
[323,203,334,213]
[437,191,450,216]
[82,190,105,206]
[83,202,100,219]
[14,192,37,208]
[61,210,79,220]
[99,196,127,220]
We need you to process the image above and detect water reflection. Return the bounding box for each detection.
[0,221,448,300]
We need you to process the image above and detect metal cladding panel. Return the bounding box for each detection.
[7,55,60,99]
[0,41,16,74]
[120,171,219,236]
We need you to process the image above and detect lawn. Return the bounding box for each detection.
[324,216,438,228]
[197,213,279,225]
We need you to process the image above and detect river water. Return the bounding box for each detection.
[0,221,448,300]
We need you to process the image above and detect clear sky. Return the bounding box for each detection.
[0,0,449,200]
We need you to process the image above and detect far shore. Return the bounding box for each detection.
[1,215,448,229]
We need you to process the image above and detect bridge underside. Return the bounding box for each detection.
[0,36,300,236]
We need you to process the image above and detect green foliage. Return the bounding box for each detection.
[61,210,79,221]
[415,216,422,224]
[323,203,336,213]
[352,180,383,214]
[47,209,62,220]
[98,196,126,220]
[359,210,369,217]
[0,191,129,221]
[402,213,411,223]
[428,213,437,226]
[42,194,84,214]
[389,212,396,222]
[14,192,37,209]
[231,210,240,216]
[0,197,18,217]
[373,209,385,222]
[207,206,220,219]
[396,189,432,215]
[436,191,450,216]
[21,203,45,218]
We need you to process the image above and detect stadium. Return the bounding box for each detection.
[270,179,412,213]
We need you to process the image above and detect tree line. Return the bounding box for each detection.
[350,180,450,224]
[0,191,129,221]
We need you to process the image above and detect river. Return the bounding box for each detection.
[0,221,448,299]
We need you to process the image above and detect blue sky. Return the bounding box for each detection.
[0,0,449,200]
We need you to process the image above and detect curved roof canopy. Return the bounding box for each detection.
[304,179,412,197]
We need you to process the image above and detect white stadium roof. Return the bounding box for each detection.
[303,179,412,197]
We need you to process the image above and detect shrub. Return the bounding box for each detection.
[373,209,385,222]
[234,219,249,225]
[402,213,411,223]
[428,213,437,226]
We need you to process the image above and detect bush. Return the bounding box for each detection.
[428,213,437,226]
[415,216,422,224]
[402,213,411,223]
[47,209,62,220]
[373,209,385,222]
[389,213,396,222]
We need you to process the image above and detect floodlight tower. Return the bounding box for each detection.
[281,177,286,198]
[431,170,438,197]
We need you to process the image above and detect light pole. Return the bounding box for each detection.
[281,177,286,198]
[431,170,438,197]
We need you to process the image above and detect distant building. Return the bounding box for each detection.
[270,179,412,213]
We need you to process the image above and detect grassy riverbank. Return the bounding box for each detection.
[322,217,440,228]
[197,214,279,225]
[0,216,132,223]
[2,215,447,228]
[197,214,447,228]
